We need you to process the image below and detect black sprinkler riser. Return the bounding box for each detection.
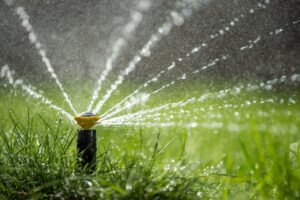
[77,129,97,172]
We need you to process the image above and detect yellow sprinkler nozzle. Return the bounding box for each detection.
[74,112,100,130]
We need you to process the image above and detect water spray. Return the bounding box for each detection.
[74,112,100,172]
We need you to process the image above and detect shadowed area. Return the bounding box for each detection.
[0,0,299,83]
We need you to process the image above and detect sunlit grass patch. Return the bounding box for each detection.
[0,86,300,199]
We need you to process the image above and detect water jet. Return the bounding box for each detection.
[74,112,100,172]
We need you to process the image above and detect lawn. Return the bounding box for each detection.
[0,78,300,199]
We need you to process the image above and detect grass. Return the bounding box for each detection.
[0,79,300,199]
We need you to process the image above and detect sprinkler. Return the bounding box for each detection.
[74,112,100,172]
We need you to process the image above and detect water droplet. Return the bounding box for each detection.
[191,47,199,54]
[126,184,132,191]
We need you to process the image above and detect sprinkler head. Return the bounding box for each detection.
[74,111,100,130]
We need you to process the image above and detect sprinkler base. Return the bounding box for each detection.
[77,129,97,173]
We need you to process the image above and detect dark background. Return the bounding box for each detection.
[0,0,299,86]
